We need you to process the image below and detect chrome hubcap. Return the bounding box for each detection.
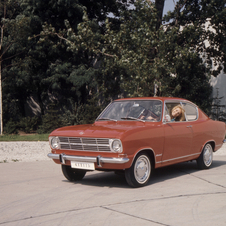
[203,144,213,167]
[134,155,151,184]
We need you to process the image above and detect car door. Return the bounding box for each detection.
[181,102,200,155]
[161,101,193,167]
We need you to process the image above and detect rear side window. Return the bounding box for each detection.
[182,103,198,121]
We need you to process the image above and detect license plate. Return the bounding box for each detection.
[71,161,95,170]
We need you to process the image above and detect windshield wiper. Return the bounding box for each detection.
[121,117,145,122]
[98,118,117,122]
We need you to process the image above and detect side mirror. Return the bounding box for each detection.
[164,115,171,122]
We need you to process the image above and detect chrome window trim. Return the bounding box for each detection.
[96,101,112,121]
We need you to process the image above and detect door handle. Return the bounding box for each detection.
[186,125,192,128]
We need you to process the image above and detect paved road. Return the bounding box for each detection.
[1,156,226,226]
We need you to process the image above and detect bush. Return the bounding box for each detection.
[37,113,63,134]
[4,116,40,134]
[3,120,18,134]
[18,116,39,133]
[3,99,103,135]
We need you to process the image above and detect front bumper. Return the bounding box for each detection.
[47,153,129,167]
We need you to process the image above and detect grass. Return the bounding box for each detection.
[0,134,49,141]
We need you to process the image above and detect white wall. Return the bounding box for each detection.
[210,73,226,110]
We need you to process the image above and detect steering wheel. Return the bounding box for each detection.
[138,108,146,119]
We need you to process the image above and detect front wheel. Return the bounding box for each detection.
[61,165,86,181]
[197,143,213,169]
[125,152,151,188]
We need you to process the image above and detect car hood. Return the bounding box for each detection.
[49,121,155,139]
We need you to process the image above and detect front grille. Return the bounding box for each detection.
[58,137,111,152]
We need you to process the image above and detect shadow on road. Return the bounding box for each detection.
[62,159,226,188]
[63,171,129,188]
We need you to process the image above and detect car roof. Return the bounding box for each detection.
[114,97,189,102]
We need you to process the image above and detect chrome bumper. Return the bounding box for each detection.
[47,153,129,166]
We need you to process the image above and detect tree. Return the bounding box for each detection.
[2,0,225,133]
[1,0,135,133]
[164,0,226,76]
[0,0,31,134]
[4,0,135,129]
[161,0,226,111]
[155,0,165,29]
[47,1,160,98]
[46,0,213,111]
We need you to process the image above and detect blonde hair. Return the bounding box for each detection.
[171,105,185,121]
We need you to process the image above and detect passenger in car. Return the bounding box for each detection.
[170,105,185,121]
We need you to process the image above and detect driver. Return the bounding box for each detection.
[140,109,159,121]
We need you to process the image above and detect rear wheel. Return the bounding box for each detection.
[125,152,151,188]
[61,165,86,181]
[197,143,213,169]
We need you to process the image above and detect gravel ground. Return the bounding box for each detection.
[0,142,51,163]
[0,141,226,163]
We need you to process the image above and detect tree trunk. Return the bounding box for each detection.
[0,61,2,135]
[155,0,165,29]
[0,1,6,135]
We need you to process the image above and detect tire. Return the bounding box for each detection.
[61,165,86,181]
[197,143,213,169]
[125,152,151,188]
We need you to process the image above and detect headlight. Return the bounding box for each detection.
[110,139,123,153]
[49,136,60,149]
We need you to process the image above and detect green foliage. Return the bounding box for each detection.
[37,113,62,134]
[61,1,160,98]
[0,134,49,141]
[3,120,18,135]
[1,0,226,133]
[36,103,63,134]
[18,116,39,133]
[164,0,226,76]
[3,116,39,134]
[82,98,102,124]
[61,0,215,110]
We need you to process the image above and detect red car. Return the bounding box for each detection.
[48,97,226,187]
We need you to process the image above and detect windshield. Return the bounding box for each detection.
[97,100,162,122]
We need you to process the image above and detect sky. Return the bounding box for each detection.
[163,0,176,15]
[108,0,177,19]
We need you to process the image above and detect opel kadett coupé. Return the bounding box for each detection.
[48,97,226,187]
